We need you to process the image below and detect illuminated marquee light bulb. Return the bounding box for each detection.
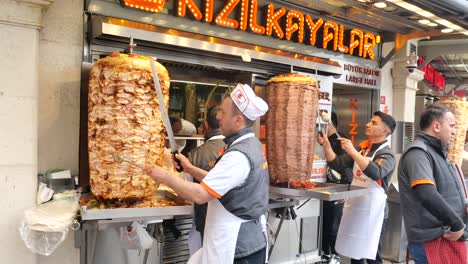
[305,15,323,46]
[323,21,338,50]
[204,0,214,22]
[249,0,265,34]
[215,0,240,29]
[337,25,349,53]
[285,10,304,43]
[122,0,166,12]
[239,0,249,30]
[177,0,203,20]
[349,29,364,57]
[375,35,381,44]
[266,4,286,39]
[363,33,376,60]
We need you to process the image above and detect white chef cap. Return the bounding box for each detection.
[230,84,269,121]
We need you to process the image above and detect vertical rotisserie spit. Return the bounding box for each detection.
[88,53,170,199]
[265,73,320,186]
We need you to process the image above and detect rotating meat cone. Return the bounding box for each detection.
[88,53,170,199]
[265,73,320,185]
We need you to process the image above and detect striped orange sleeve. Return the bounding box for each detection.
[410,179,435,188]
[200,181,222,199]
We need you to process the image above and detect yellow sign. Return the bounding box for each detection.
[121,0,381,60]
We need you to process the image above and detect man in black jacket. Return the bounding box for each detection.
[318,111,396,264]
[321,112,353,264]
[398,104,467,263]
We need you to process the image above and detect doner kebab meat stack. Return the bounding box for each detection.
[265,73,319,187]
[439,98,468,167]
[88,52,170,200]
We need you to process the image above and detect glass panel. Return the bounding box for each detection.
[168,81,232,133]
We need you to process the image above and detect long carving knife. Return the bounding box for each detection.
[150,60,183,172]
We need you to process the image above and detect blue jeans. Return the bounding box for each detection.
[408,242,428,264]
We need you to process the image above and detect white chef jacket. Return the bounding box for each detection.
[200,133,253,198]
[189,133,267,264]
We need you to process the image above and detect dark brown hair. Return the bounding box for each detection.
[419,104,451,130]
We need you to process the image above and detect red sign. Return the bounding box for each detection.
[348,107,359,145]
[383,105,388,113]
[454,90,466,97]
[380,96,386,104]
[420,57,446,91]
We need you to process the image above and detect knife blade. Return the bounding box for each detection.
[150,60,183,172]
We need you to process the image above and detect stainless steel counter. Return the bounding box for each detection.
[77,184,368,264]
[76,190,193,264]
[270,182,368,201]
[80,190,193,223]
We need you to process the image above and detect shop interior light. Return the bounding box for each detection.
[417,10,435,18]
[436,20,464,32]
[386,0,421,12]
[407,15,420,20]
[383,5,398,12]
[427,22,438,27]
[418,19,430,25]
[385,0,466,35]
[373,2,387,8]
[447,23,463,31]
[240,53,251,62]
[441,28,454,33]
[434,19,456,28]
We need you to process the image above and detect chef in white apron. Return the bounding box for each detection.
[144,84,270,264]
[334,142,389,260]
[189,199,268,264]
[318,111,397,263]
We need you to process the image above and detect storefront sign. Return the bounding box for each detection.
[348,106,359,145]
[295,72,333,123]
[311,161,327,182]
[419,57,445,91]
[334,62,381,89]
[380,96,388,113]
[120,0,381,60]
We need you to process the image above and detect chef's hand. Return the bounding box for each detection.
[338,138,355,154]
[317,129,330,147]
[143,166,169,184]
[443,227,464,241]
[173,153,194,174]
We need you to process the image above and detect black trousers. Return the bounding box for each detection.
[233,247,266,264]
[350,218,388,264]
[321,201,344,255]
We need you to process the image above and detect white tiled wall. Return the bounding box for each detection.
[0,2,41,263]
[0,0,83,263]
[38,0,83,175]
